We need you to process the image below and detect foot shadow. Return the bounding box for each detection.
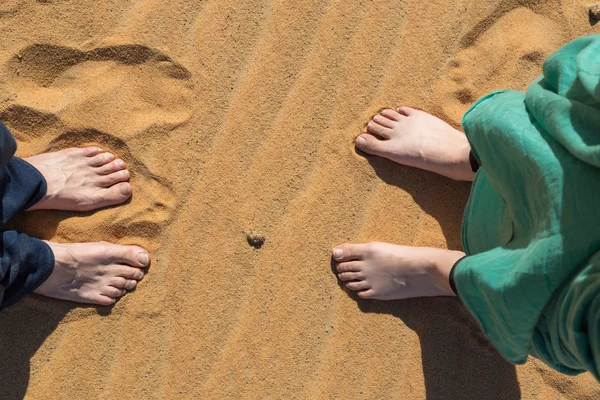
[330,259,520,399]
[362,150,471,251]
[0,206,129,398]
[358,297,521,399]
[0,296,113,399]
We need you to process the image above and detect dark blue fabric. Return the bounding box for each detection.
[0,122,16,169]
[0,123,54,310]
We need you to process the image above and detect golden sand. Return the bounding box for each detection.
[0,0,598,398]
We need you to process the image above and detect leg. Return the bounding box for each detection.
[0,231,54,310]
[0,122,45,223]
[0,124,148,307]
[0,121,16,169]
[0,233,149,309]
[332,242,464,300]
[356,107,475,181]
[335,108,473,300]
[0,157,47,224]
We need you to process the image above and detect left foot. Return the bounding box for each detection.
[25,147,132,212]
[332,242,464,300]
[34,241,150,305]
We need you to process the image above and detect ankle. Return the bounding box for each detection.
[446,144,475,181]
[430,249,465,296]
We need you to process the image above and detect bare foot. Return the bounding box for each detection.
[356,107,475,181]
[34,241,150,305]
[332,242,464,300]
[25,147,132,212]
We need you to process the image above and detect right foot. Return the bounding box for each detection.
[34,241,150,305]
[356,107,475,181]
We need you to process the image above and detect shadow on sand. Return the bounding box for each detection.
[363,152,471,251]
[0,296,113,399]
[0,210,115,399]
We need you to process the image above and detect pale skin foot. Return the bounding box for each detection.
[332,242,465,300]
[25,146,132,212]
[356,107,475,181]
[34,241,150,305]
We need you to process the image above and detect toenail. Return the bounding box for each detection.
[356,136,366,147]
[137,252,150,266]
[333,248,343,259]
[120,184,132,196]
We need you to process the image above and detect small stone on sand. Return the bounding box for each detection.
[246,230,265,249]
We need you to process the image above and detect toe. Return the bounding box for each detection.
[111,277,137,291]
[336,261,362,273]
[102,286,126,298]
[82,146,104,157]
[97,159,127,175]
[87,293,116,305]
[89,183,132,209]
[380,109,404,121]
[346,280,371,291]
[88,152,115,167]
[396,106,416,116]
[101,170,131,187]
[367,120,393,138]
[338,271,364,281]
[106,244,151,268]
[373,114,397,128]
[357,289,376,299]
[124,280,137,290]
[333,243,368,262]
[355,134,387,156]
[109,277,128,289]
[116,266,145,280]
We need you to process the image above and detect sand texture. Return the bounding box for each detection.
[0,0,598,399]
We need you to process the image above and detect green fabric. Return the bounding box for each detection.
[455,35,600,379]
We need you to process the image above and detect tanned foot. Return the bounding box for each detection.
[332,242,464,300]
[356,107,475,181]
[25,147,132,212]
[35,241,150,305]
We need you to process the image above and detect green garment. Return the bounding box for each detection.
[455,34,600,379]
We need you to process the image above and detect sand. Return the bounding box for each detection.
[0,0,598,399]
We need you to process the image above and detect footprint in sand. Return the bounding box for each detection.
[5,43,193,138]
[435,7,565,125]
[0,43,193,238]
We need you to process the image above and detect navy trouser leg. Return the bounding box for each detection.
[0,122,54,310]
[1,157,48,223]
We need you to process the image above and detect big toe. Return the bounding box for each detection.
[107,244,151,268]
[355,134,387,156]
[333,243,367,262]
[88,182,132,210]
